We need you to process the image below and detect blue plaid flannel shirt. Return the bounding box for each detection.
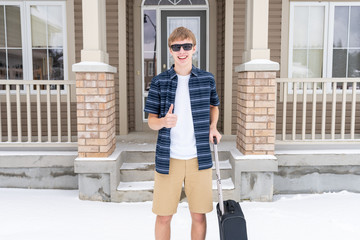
[144,65,220,174]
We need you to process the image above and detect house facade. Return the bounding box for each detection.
[0,0,360,202]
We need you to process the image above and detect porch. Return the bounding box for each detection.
[1,77,360,201]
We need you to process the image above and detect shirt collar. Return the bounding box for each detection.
[169,65,198,79]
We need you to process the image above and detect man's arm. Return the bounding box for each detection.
[209,105,222,143]
[148,104,177,130]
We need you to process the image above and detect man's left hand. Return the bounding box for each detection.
[209,127,222,144]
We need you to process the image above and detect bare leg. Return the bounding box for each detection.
[155,215,173,240]
[190,212,207,240]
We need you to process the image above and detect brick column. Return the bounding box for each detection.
[75,72,116,158]
[237,71,276,155]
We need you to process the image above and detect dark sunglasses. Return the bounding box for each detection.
[170,43,193,52]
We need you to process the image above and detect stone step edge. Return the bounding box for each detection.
[120,160,232,170]
[117,178,234,191]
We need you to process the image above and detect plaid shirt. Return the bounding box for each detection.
[144,65,220,174]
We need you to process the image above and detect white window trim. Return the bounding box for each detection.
[327,2,360,79]
[288,1,360,95]
[288,1,328,79]
[0,2,27,81]
[25,1,68,82]
[1,1,68,94]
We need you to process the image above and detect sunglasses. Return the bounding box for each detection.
[170,43,193,52]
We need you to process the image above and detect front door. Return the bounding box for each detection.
[161,10,207,72]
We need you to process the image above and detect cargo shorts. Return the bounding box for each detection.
[152,157,213,216]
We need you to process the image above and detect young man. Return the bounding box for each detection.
[144,27,221,240]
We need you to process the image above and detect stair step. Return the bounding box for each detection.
[120,160,233,182]
[124,151,231,163]
[120,160,232,170]
[117,178,235,191]
[114,178,235,202]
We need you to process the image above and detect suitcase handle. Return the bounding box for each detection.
[213,137,225,215]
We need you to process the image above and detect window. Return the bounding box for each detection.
[31,5,64,81]
[0,5,23,83]
[289,2,360,90]
[0,1,66,90]
[332,5,360,78]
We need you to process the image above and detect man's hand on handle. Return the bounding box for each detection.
[209,126,222,144]
[163,104,177,128]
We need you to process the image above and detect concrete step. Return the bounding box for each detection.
[120,160,233,182]
[115,178,235,202]
[124,151,231,163]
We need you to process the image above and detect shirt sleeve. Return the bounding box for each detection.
[144,77,161,115]
[210,75,220,106]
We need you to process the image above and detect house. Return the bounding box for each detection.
[0,0,359,202]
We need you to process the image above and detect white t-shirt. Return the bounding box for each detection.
[170,74,197,159]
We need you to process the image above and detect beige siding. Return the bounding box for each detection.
[269,0,282,73]
[106,0,120,134]
[127,0,135,132]
[232,0,246,134]
[74,0,82,63]
[276,102,360,135]
[217,0,225,133]
[0,102,77,139]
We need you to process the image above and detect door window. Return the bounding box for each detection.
[167,17,200,68]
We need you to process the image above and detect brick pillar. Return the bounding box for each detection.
[75,72,116,158]
[236,71,276,155]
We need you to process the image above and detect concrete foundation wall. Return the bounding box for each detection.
[0,152,78,189]
[79,173,111,201]
[0,167,77,189]
[275,166,360,194]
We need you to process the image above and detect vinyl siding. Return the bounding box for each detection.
[217,0,225,133]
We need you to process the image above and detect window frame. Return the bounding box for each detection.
[0,1,27,81]
[327,2,360,80]
[288,1,360,95]
[0,1,68,94]
[25,1,68,83]
[288,1,329,80]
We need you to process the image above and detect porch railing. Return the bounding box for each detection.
[276,78,360,142]
[0,80,77,145]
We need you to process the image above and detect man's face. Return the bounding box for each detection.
[169,38,196,68]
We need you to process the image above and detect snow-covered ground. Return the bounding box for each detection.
[1,188,359,240]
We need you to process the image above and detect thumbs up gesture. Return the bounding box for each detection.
[162,104,177,128]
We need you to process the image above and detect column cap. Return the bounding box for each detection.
[235,59,279,73]
[72,61,117,73]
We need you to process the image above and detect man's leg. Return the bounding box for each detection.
[190,212,207,240]
[155,215,173,240]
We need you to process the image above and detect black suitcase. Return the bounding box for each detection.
[216,200,248,240]
[213,138,248,240]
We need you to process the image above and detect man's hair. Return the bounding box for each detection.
[168,27,196,47]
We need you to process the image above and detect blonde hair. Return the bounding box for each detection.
[168,27,196,47]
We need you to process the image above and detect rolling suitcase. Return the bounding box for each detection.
[213,138,248,240]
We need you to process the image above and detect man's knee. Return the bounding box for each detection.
[156,215,173,225]
[191,212,206,224]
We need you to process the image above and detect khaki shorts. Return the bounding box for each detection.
[152,158,213,216]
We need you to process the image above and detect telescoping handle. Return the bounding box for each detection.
[213,137,224,215]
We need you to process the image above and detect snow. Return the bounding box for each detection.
[1,189,360,240]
